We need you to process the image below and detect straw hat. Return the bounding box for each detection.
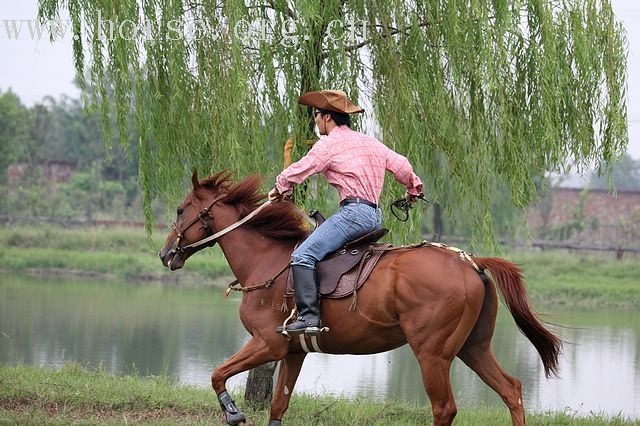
[298,90,364,114]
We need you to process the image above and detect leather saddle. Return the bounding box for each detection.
[316,228,388,295]
[286,210,390,299]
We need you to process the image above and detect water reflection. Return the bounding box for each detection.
[1,274,638,418]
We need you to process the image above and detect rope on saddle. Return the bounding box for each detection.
[365,240,479,271]
[224,262,292,297]
[422,242,481,272]
[346,240,481,309]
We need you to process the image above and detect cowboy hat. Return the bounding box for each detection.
[298,90,364,114]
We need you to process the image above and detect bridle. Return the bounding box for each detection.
[170,193,228,254]
[170,193,274,254]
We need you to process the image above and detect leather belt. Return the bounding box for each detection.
[340,197,377,209]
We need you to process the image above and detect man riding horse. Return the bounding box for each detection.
[268,90,424,336]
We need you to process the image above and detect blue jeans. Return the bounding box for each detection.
[291,202,383,269]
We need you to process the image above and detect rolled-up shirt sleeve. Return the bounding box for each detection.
[275,141,330,195]
[385,149,423,196]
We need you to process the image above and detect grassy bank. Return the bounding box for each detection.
[506,250,640,309]
[0,224,230,284]
[1,224,639,308]
[0,364,634,425]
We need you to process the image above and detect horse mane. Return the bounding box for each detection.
[198,171,310,240]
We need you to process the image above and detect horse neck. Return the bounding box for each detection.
[216,224,295,287]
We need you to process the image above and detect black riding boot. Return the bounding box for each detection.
[277,265,321,335]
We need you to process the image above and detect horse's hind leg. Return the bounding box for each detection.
[268,352,306,425]
[457,274,525,425]
[414,354,457,426]
[458,345,525,425]
[402,316,462,425]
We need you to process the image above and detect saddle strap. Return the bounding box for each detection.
[348,248,372,311]
[421,242,480,272]
[367,241,480,273]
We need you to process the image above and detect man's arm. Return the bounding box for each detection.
[385,148,423,197]
[275,141,329,196]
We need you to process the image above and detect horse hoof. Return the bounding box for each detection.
[221,411,246,426]
[226,414,247,426]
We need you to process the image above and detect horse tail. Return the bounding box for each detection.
[474,257,562,378]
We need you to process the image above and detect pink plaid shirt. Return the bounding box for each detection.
[275,126,423,204]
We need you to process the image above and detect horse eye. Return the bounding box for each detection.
[177,208,184,216]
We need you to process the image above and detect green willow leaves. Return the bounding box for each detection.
[39,0,627,247]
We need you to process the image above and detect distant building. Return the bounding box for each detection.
[527,187,640,245]
[7,161,77,184]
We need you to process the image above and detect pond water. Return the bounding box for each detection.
[1,274,638,418]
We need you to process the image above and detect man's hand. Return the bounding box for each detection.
[268,188,281,201]
[405,191,425,206]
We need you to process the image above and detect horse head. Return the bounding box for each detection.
[158,169,231,270]
[159,169,311,271]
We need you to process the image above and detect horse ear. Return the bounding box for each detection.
[191,169,199,189]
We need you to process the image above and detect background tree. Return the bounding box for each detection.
[38,0,628,247]
[0,90,29,183]
[0,90,143,220]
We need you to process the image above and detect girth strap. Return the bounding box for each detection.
[299,334,323,353]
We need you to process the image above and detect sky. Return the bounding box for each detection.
[1,0,639,161]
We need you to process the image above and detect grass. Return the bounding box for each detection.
[508,250,640,309]
[0,364,635,425]
[1,223,639,308]
[0,224,230,283]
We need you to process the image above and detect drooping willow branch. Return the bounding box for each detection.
[38,0,628,249]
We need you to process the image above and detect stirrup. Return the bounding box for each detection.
[276,311,324,336]
[275,324,329,336]
[303,326,330,336]
[277,317,319,332]
[275,324,306,336]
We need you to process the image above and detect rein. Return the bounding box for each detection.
[175,198,274,252]
[172,195,288,296]
[170,193,227,252]
[390,194,428,222]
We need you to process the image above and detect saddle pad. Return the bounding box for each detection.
[285,243,392,299]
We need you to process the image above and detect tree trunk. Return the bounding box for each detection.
[244,361,277,409]
[432,202,443,242]
[243,14,326,410]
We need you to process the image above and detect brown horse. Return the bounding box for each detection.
[159,170,562,426]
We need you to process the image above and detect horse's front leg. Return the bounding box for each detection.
[268,352,307,426]
[212,336,286,426]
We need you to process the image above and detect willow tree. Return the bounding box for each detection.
[39,0,627,246]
